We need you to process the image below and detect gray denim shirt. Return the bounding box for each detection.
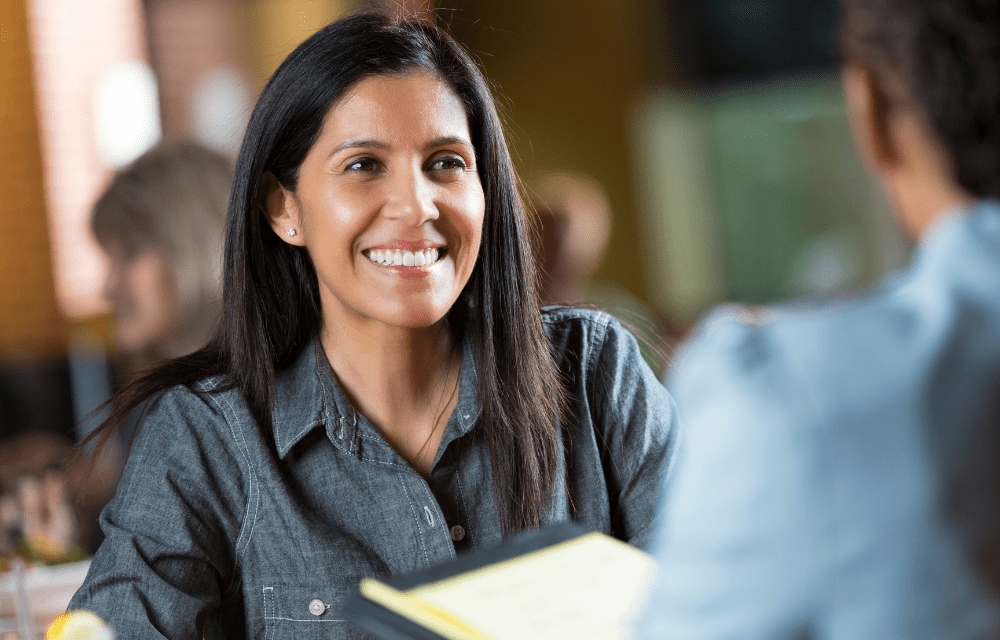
[70,307,678,639]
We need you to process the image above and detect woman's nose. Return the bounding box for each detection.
[383,167,438,225]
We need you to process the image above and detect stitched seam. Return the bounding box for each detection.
[397,474,430,566]
[206,391,252,552]
[206,390,259,597]
[270,587,277,640]
[541,308,611,325]
[262,587,273,640]
[205,390,252,596]
[362,459,410,471]
[312,346,329,445]
[314,346,339,449]
[221,392,261,556]
[586,314,612,427]
[262,617,347,623]
[351,411,358,454]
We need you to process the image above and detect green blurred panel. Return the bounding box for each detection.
[633,73,910,319]
[705,74,907,304]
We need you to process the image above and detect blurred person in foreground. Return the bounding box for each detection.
[635,0,1000,638]
[0,142,231,561]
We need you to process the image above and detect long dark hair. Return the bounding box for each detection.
[88,11,566,536]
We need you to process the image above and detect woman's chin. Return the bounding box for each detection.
[383,307,450,329]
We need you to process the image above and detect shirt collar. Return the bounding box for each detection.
[272,331,482,460]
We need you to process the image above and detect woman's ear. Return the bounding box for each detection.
[263,172,305,246]
[842,64,898,175]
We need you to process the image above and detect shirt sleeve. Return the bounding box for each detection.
[590,315,680,549]
[69,384,248,640]
[632,316,823,640]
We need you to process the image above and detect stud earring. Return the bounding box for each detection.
[287,228,297,237]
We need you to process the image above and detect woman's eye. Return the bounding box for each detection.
[429,156,467,171]
[346,158,379,172]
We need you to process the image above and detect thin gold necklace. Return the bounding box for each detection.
[408,359,460,467]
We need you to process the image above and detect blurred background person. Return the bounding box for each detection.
[635,0,1000,638]
[532,171,613,307]
[0,141,231,561]
[75,140,231,544]
[531,171,674,375]
[91,141,231,373]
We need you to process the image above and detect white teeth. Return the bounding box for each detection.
[366,248,442,266]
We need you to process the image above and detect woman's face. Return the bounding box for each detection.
[270,71,485,331]
[102,242,180,356]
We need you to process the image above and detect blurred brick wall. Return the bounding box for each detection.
[0,0,65,360]
[148,0,253,142]
[28,0,148,321]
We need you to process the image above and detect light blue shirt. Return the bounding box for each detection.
[635,201,1000,639]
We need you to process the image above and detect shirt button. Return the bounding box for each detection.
[450,525,466,541]
[308,598,327,616]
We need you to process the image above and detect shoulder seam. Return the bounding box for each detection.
[541,306,613,328]
[204,388,260,597]
[585,315,612,425]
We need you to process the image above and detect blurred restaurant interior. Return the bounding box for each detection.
[0,0,907,443]
[0,0,906,544]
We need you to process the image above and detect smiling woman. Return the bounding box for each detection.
[68,11,678,639]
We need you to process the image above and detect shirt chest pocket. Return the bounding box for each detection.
[261,583,372,640]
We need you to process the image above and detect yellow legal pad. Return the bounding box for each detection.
[352,529,658,640]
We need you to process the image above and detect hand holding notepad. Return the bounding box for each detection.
[344,523,658,640]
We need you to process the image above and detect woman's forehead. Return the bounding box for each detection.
[318,71,471,149]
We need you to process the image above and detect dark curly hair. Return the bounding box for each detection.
[840,0,1000,199]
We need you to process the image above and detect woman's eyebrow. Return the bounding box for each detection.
[425,135,473,150]
[328,138,390,157]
